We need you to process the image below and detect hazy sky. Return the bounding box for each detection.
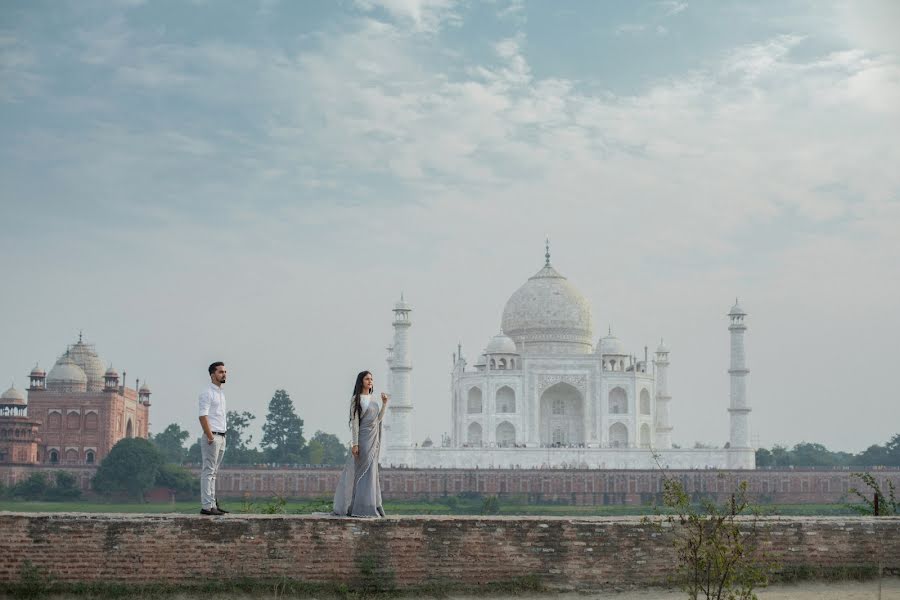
[1,0,898,454]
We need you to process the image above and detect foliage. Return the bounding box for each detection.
[151,423,190,464]
[645,471,772,600]
[9,471,81,501]
[756,434,900,467]
[847,472,898,516]
[44,471,81,500]
[480,495,500,515]
[92,438,163,501]
[7,560,53,599]
[240,494,287,514]
[186,440,201,464]
[260,389,306,464]
[155,463,197,500]
[11,472,49,500]
[304,430,349,465]
[223,410,265,465]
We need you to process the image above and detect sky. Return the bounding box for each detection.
[1,0,898,454]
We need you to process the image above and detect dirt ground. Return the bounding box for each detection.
[451,579,900,600]
[33,579,900,599]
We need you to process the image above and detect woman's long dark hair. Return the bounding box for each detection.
[349,370,373,426]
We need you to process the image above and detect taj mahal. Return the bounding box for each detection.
[380,243,755,470]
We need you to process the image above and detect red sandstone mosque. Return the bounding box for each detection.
[0,334,151,465]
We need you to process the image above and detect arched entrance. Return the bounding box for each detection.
[467,422,483,447]
[496,421,516,447]
[539,382,584,446]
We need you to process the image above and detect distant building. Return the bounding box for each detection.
[381,242,755,469]
[0,334,151,465]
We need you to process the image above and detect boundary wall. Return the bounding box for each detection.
[0,514,898,590]
[2,464,899,505]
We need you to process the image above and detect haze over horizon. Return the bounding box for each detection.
[2,0,898,455]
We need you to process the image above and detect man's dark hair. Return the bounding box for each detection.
[208,361,225,375]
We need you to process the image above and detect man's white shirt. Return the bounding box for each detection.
[199,383,227,433]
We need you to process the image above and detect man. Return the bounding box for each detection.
[198,361,229,515]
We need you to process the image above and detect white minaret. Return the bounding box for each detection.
[387,294,414,448]
[654,339,673,449]
[727,299,754,468]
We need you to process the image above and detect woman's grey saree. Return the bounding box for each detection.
[332,396,385,517]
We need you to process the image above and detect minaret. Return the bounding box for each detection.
[654,339,673,449]
[387,294,414,447]
[727,299,753,467]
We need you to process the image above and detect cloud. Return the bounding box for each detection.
[354,0,461,33]
[2,2,900,451]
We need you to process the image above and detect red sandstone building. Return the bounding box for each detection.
[0,335,151,465]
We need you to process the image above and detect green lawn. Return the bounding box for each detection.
[0,498,860,516]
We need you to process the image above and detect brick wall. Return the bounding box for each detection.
[0,514,898,590]
[3,464,899,506]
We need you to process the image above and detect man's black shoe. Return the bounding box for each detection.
[200,508,223,516]
[215,503,230,514]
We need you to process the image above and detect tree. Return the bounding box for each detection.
[261,389,305,464]
[155,463,197,500]
[152,423,190,464]
[789,442,851,467]
[224,410,265,465]
[93,438,163,501]
[304,431,349,465]
[46,471,81,500]
[12,472,49,500]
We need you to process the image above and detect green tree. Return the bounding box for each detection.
[223,410,265,465]
[852,444,888,466]
[755,448,773,467]
[12,472,49,500]
[155,463,198,500]
[789,442,851,467]
[304,430,349,465]
[152,423,190,464]
[93,438,163,501]
[186,440,202,464]
[261,389,305,464]
[46,471,81,500]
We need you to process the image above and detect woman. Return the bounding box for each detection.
[332,370,389,517]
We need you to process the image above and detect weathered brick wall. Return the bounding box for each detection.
[3,464,899,505]
[0,514,898,590]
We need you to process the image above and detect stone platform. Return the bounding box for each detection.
[0,514,898,591]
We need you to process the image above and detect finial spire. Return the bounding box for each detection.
[608,325,612,336]
[544,236,551,266]
[78,330,83,343]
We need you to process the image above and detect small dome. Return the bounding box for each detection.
[729,298,746,316]
[1,384,26,405]
[47,353,88,386]
[105,366,119,377]
[656,339,670,353]
[139,382,151,393]
[484,332,518,355]
[598,332,627,356]
[30,364,46,377]
[473,354,487,367]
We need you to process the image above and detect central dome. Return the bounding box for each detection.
[501,262,593,354]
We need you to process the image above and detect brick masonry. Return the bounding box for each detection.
[2,464,899,505]
[0,514,898,590]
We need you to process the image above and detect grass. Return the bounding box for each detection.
[0,497,862,516]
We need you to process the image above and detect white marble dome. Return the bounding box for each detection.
[1,384,26,405]
[501,263,593,354]
[484,332,518,355]
[47,353,88,389]
[598,332,626,356]
[67,340,106,391]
